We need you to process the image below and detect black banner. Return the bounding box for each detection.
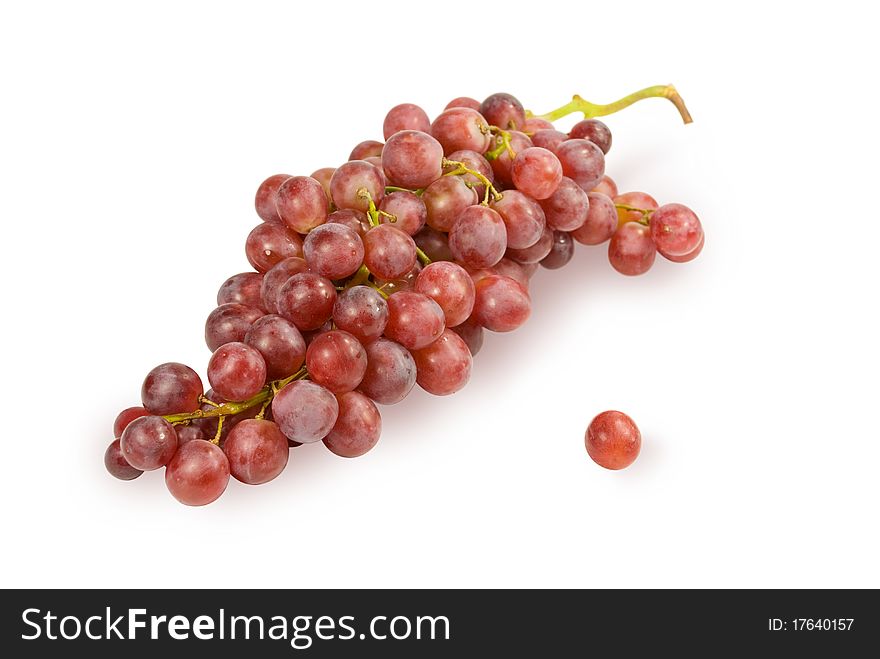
[1,589,876,656]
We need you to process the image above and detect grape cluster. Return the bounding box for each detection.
[104,87,703,505]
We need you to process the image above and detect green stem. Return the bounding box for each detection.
[615,203,654,225]
[385,185,424,196]
[442,158,503,205]
[416,246,432,266]
[484,127,516,161]
[530,84,693,124]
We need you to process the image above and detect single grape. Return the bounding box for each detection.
[362,224,417,280]
[614,191,658,227]
[423,175,479,232]
[491,190,546,249]
[383,103,431,139]
[323,391,382,458]
[487,130,532,186]
[175,424,206,446]
[511,147,563,200]
[120,416,178,471]
[207,342,267,402]
[448,205,508,270]
[327,208,372,237]
[480,92,526,130]
[349,140,384,161]
[449,316,484,356]
[414,261,475,327]
[245,221,304,273]
[556,139,605,192]
[384,291,445,350]
[540,231,574,270]
[608,222,656,275]
[431,107,491,154]
[165,439,230,506]
[412,329,472,396]
[378,190,427,236]
[224,418,289,485]
[259,257,309,314]
[254,173,291,223]
[531,129,568,155]
[205,303,264,352]
[113,406,148,439]
[306,330,368,394]
[649,203,703,257]
[358,338,417,405]
[586,411,641,470]
[272,380,339,443]
[303,222,365,280]
[414,226,454,262]
[330,160,385,212]
[569,119,612,154]
[310,167,335,204]
[141,363,203,416]
[446,149,494,193]
[592,175,618,198]
[332,286,388,345]
[275,176,328,233]
[276,272,337,331]
[472,275,531,332]
[660,233,704,263]
[445,96,481,111]
[492,257,530,289]
[217,272,265,310]
[506,226,553,264]
[244,314,306,380]
[382,130,444,189]
[570,192,617,245]
[540,176,589,231]
[104,439,143,480]
[522,117,554,132]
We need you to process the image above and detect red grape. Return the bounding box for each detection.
[113,406,148,438]
[449,317,484,357]
[445,96,481,111]
[310,167,335,203]
[448,204,507,270]
[165,439,230,506]
[488,130,532,186]
[378,190,427,236]
[592,175,618,198]
[244,314,306,380]
[608,222,656,275]
[330,160,385,212]
[660,233,704,263]
[323,391,382,458]
[259,257,309,314]
[363,224,417,280]
[569,119,612,154]
[384,291,445,350]
[207,342,267,402]
[217,272,265,310]
[585,411,641,470]
[120,416,178,471]
[414,226,454,262]
[303,222,365,280]
[506,226,553,264]
[224,419,289,485]
[327,208,371,236]
[614,191,658,227]
[423,175,479,232]
[141,363,203,416]
[472,275,531,332]
[491,190,546,249]
[254,173,290,223]
[245,221,304,273]
[306,330,368,394]
[104,439,142,480]
[332,286,388,345]
[276,272,337,331]
[492,257,530,289]
[480,92,526,131]
[415,261,475,327]
[540,231,574,270]
[412,329,473,396]
[272,380,339,443]
[275,175,328,233]
[531,129,568,155]
[570,192,617,245]
[540,176,589,231]
[383,103,431,139]
[205,303,264,352]
[358,338,417,405]
[511,147,563,199]
[382,130,444,189]
[556,138,605,192]
[522,117,554,132]
[175,424,206,446]
[431,107,491,154]
[649,203,703,257]
[349,140,384,161]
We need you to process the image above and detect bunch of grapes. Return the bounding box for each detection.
[104,85,704,505]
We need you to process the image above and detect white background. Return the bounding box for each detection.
[1,0,878,589]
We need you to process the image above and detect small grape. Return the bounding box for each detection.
[327,209,372,237]
[592,175,618,198]
[113,406,148,439]
[330,160,385,213]
[540,176,590,231]
[491,190,546,249]
[414,261,475,327]
[423,175,479,232]
[104,439,143,480]
[303,222,365,280]
[224,419,289,485]
[260,257,309,314]
[310,167,335,203]
[522,117,554,132]
[245,314,306,379]
[384,291,445,350]
[472,275,531,332]
[383,103,431,139]
[448,317,484,357]
[448,205,507,270]
[359,338,417,405]
[540,231,574,270]
[660,233,704,263]
[492,257,530,289]
[445,97,481,111]
[608,222,656,276]
[207,342,267,402]
[217,272,265,310]
[272,380,339,444]
[556,138,605,191]
[363,224,417,280]
[120,416,178,471]
[511,147,563,200]
[378,190,427,236]
[306,330,368,394]
[276,272,337,331]
[141,363,203,416]
[431,107,491,154]
[165,439,230,506]
[323,391,382,458]
[480,92,526,131]
[175,424,206,446]
[585,411,641,470]
[570,192,617,245]
[649,203,703,257]
[569,119,612,154]
[349,140,384,161]
[332,286,388,345]
[275,176,328,233]
[245,221,304,273]
[382,130,444,189]
[205,303,264,352]
[414,226,454,262]
[254,174,291,223]
[412,329,473,396]
[531,129,568,155]
[506,226,553,264]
